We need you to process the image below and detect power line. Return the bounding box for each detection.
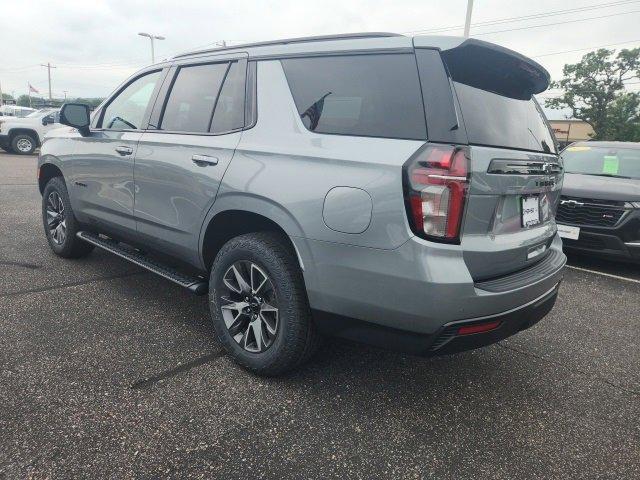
[403,0,640,34]
[475,9,640,37]
[531,39,640,58]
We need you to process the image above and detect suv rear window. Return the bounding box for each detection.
[453,83,557,154]
[418,42,557,154]
[281,54,426,140]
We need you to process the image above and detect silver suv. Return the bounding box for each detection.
[38,33,565,375]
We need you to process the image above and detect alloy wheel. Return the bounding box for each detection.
[219,261,279,353]
[46,191,67,245]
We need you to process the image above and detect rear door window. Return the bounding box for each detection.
[281,54,426,140]
[210,61,246,133]
[160,62,228,133]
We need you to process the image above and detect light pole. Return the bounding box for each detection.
[138,32,165,63]
[463,0,474,38]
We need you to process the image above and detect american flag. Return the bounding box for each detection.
[29,83,39,94]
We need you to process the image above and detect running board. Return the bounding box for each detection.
[76,231,208,295]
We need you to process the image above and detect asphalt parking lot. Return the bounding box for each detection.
[1,151,638,479]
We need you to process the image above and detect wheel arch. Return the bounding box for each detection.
[38,161,64,194]
[200,207,305,273]
[9,128,41,147]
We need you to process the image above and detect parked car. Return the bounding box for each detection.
[557,141,640,261]
[38,33,565,375]
[0,108,60,154]
[0,105,37,117]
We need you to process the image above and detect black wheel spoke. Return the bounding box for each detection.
[219,261,279,353]
[46,191,66,245]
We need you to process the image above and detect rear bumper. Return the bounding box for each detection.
[560,209,640,261]
[425,282,559,355]
[313,282,560,356]
[297,232,565,348]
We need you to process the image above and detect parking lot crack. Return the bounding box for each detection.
[497,342,640,397]
[129,352,224,390]
[0,261,42,270]
[0,271,146,298]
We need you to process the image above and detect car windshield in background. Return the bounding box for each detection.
[25,109,52,118]
[562,145,640,179]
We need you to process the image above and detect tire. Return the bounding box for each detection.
[11,134,37,155]
[209,232,321,376]
[42,176,94,258]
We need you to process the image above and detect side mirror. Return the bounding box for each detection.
[59,103,91,136]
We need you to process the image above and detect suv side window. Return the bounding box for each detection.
[160,62,228,133]
[210,61,246,133]
[281,54,426,140]
[101,70,162,130]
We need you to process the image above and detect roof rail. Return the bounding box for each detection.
[173,32,403,59]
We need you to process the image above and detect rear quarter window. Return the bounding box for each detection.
[281,54,426,140]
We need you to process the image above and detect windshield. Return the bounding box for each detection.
[26,109,47,118]
[14,109,35,118]
[561,145,640,179]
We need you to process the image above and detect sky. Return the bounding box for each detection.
[1,0,639,119]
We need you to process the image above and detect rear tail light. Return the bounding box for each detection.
[403,145,470,243]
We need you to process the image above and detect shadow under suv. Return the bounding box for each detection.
[38,33,565,375]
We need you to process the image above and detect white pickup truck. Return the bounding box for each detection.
[0,108,60,155]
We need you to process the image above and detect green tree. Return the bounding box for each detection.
[16,94,35,107]
[546,48,640,141]
[72,97,104,108]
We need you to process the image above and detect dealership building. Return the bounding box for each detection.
[548,119,594,149]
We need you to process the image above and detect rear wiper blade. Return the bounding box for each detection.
[580,173,632,179]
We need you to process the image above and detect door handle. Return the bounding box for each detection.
[192,154,219,167]
[115,146,133,156]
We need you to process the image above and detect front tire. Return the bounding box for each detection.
[209,232,320,376]
[11,134,37,155]
[42,176,94,258]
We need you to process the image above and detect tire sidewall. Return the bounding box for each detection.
[209,238,301,372]
[12,134,36,155]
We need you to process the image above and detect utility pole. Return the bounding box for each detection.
[138,32,165,63]
[463,0,474,38]
[40,62,56,101]
[63,90,68,100]
[0,79,3,107]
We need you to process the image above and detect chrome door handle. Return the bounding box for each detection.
[192,154,219,167]
[115,146,133,156]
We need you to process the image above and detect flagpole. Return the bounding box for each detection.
[28,83,31,108]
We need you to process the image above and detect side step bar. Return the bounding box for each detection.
[76,231,208,295]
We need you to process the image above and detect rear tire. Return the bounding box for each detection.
[11,134,37,155]
[42,176,94,258]
[209,232,321,376]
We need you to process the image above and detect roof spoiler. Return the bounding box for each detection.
[416,37,550,100]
